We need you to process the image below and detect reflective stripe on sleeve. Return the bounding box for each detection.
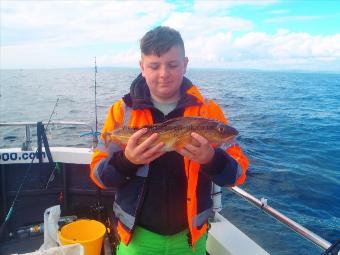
[220,143,244,184]
[96,138,121,154]
[220,141,237,151]
[92,159,108,189]
[235,163,243,181]
[113,202,135,230]
[96,140,107,152]
[136,165,149,177]
[192,208,213,227]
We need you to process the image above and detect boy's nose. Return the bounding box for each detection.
[159,66,170,78]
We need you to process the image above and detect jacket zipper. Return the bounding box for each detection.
[129,176,148,237]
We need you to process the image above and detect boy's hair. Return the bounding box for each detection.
[140,26,185,57]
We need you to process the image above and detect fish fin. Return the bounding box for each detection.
[156,116,206,128]
[162,143,174,152]
[220,136,237,150]
[173,135,200,150]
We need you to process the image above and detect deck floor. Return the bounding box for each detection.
[1,235,44,255]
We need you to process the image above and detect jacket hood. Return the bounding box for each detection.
[123,73,201,110]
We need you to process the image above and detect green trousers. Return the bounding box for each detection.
[116,226,207,255]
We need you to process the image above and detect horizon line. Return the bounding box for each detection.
[1,66,339,74]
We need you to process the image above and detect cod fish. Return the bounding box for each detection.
[104,116,238,152]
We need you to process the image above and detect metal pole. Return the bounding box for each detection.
[212,184,222,212]
[22,124,32,151]
[228,186,332,251]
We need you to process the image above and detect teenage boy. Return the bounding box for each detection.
[90,26,248,255]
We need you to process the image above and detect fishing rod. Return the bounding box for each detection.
[91,58,115,253]
[92,58,105,219]
[91,57,99,149]
[94,57,98,135]
[0,98,59,238]
[81,57,100,148]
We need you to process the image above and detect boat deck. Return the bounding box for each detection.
[1,235,43,255]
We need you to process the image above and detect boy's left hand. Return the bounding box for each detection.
[177,132,215,164]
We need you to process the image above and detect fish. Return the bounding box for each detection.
[104,116,238,152]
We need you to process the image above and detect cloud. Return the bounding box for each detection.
[1,1,174,46]
[1,43,91,68]
[162,12,253,37]
[193,0,278,14]
[268,9,289,15]
[0,0,253,68]
[1,1,339,71]
[187,30,340,70]
[265,15,321,24]
[99,48,140,67]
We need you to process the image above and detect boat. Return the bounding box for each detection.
[0,121,337,255]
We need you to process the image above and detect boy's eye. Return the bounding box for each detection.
[149,65,159,70]
[168,62,179,68]
[169,64,178,68]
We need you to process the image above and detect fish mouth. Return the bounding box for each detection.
[228,126,239,136]
[222,135,237,144]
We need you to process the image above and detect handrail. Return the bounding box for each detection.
[0,121,88,126]
[0,121,98,149]
[228,186,332,251]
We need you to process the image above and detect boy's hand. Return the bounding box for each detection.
[124,128,165,165]
[177,132,215,164]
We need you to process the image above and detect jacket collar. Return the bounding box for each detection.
[122,73,204,110]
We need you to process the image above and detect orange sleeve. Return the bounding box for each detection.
[90,99,125,188]
[207,99,249,185]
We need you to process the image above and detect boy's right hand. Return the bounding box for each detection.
[124,128,165,165]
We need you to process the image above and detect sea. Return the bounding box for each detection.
[1,68,339,255]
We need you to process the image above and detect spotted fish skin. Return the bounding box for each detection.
[104,116,238,152]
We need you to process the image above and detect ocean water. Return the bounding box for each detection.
[1,68,339,254]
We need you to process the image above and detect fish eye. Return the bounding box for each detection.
[217,125,225,133]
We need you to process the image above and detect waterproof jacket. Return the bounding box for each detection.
[90,74,249,247]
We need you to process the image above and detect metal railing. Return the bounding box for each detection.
[0,121,90,127]
[0,121,97,150]
[228,186,332,251]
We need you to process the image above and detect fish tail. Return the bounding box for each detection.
[104,132,125,147]
[102,132,111,146]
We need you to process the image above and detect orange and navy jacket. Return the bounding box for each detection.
[90,74,248,247]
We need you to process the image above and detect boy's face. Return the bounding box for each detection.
[140,46,189,103]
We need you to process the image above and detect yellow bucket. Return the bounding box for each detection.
[59,219,106,255]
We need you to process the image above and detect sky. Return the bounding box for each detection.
[1,0,339,71]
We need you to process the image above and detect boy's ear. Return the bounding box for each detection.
[184,57,189,73]
[139,60,145,77]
